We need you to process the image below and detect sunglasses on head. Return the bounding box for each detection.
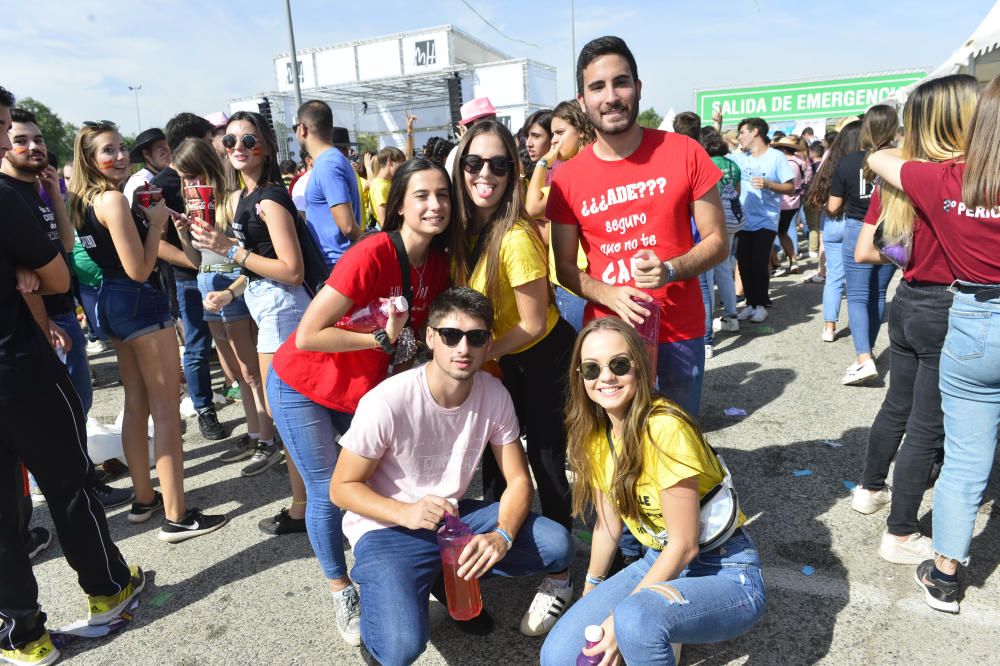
[431,327,491,348]
[83,120,117,130]
[577,355,634,381]
[221,133,258,151]
[460,154,514,177]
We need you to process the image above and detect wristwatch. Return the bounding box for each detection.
[373,328,395,354]
[664,260,677,284]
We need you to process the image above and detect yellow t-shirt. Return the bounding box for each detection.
[356,173,373,228]
[369,177,391,228]
[587,406,746,551]
[468,221,560,354]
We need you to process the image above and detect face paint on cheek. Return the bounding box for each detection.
[11,146,28,155]
[98,159,116,169]
[250,146,263,157]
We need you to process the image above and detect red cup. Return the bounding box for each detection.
[183,184,215,228]
[136,184,163,207]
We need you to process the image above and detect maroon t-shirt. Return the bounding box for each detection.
[900,160,1000,284]
[863,185,954,285]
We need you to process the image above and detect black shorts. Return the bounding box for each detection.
[778,208,799,235]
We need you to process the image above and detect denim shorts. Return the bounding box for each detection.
[197,269,251,323]
[97,278,174,343]
[244,278,311,354]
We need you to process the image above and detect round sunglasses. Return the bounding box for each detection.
[577,355,634,381]
[221,134,259,151]
[431,326,491,348]
[460,154,514,178]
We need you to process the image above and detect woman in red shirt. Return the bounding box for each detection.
[868,73,1000,615]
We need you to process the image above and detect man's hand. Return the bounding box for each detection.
[457,532,510,580]
[750,176,769,190]
[38,165,61,196]
[49,320,71,352]
[631,250,670,290]
[15,266,40,294]
[599,283,653,326]
[396,495,456,531]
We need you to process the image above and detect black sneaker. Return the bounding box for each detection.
[158,508,227,543]
[241,441,282,477]
[258,508,307,535]
[219,434,256,463]
[94,483,135,510]
[25,527,52,560]
[128,491,164,524]
[197,408,228,440]
[915,559,960,613]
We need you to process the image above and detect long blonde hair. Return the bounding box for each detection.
[565,318,710,523]
[876,75,978,246]
[172,138,233,230]
[66,123,124,230]
[962,74,1000,208]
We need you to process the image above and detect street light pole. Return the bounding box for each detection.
[284,0,303,109]
[128,85,142,132]
[570,0,576,88]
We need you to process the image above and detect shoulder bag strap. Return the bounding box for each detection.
[387,230,412,313]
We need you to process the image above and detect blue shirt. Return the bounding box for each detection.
[305,147,361,267]
[726,148,794,232]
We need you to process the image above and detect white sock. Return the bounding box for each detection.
[332,585,354,598]
[248,432,260,441]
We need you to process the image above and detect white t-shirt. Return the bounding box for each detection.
[291,170,312,212]
[339,365,520,545]
[123,167,155,205]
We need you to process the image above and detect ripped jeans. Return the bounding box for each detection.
[541,529,765,666]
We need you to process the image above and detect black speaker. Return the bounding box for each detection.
[258,97,276,138]
[447,73,463,128]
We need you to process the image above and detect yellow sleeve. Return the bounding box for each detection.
[644,413,719,492]
[501,224,548,289]
[369,179,391,210]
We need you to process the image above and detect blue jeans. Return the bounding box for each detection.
[175,278,214,411]
[352,499,575,666]
[932,286,1000,564]
[266,370,351,579]
[843,219,896,355]
[50,311,92,415]
[821,215,846,324]
[78,283,108,342]
[554,285,586,332]
[656,338,705,418]
[541,530,765,666]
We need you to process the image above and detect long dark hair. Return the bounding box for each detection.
[806,121,861,212]
[382,158,466,264]
[224,111,283,191]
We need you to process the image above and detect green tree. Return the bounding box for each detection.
[637,107,663,129]
[16,97,77,165]
[356,133,379,155]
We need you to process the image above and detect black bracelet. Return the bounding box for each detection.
[373,328,395,354]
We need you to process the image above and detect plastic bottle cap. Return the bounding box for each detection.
[584,625,603,642]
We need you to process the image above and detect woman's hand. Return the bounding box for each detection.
[384,300,409,343]
[190,221,236,255]
[542,145,560,165]
[203,289,233,312]
[584,615,620,666]
[171,211,192,235]
[140,199,170,233]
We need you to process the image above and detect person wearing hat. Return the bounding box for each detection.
[204,111,229,158]
[770,135,812,276]
[294,101,362,269]
[444,97,497,177]
[122,128,171,204]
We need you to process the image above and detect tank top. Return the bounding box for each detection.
[231,183,299,280]
[78,200,160,284]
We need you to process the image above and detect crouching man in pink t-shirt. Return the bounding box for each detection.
[331,288,576,666]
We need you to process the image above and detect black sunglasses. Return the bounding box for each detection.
[431,327,491,348]
[460,154,514,177]
[83,120,117,130]
[221,133,258,151]
[578,355,634,381]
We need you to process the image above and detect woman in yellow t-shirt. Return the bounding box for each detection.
[452,120,577,560]
[541,317,765,665]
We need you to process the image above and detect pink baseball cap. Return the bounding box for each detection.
[205,111,229,129]
[459,97,497,126]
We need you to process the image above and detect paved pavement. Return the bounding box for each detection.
[29,260,1000,665]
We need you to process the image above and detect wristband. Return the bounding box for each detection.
[226,245,240,261]
[225,286,236,300]
[537,158,549,170]
[373,328,395,354]
[585,574,606,586]
[663,260,677,284]
[494,527,513,549]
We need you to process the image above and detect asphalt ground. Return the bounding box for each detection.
[28,258,1000,665]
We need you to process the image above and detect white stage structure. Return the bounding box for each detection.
[230,25,558,160]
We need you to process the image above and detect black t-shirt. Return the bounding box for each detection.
[0,179,66,402]
[151,166,197,280]
[232,183,299,280]
[0,173,75,316]
[830,151,874,220]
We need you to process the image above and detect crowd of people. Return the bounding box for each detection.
[2,31,999,666]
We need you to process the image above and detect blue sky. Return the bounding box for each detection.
[1,0,995,136]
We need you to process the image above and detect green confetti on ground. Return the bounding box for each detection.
[576,530,592,544]
[147,591,173,608]
[754,326,776,334]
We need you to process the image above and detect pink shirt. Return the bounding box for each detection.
[339,365,521,545]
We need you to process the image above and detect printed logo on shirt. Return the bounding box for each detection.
[942,199,1000,218]
[79,234,97,249]
[416,450,480,480]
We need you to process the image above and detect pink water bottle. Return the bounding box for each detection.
[436,509,483,621]
[335,296,408,333]
[630,253,660,377]
[576,624,605,665]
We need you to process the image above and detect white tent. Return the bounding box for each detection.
[891,1,1000,105]
[658,108,676,132]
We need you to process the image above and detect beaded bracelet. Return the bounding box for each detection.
[585,573,606,586]
[494,527,513,549]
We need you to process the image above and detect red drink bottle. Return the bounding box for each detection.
[436,511,483,621]
[335,296,408,333]
[632,293,660,378]
[576,624,605,665]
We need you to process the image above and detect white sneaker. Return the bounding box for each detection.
[86,338,109,354]
[332,585,361,646]
[821,328,835,343]
[807,273,826,284]
[714,316,740,333]
[736,306,756,321]
[772,266,789,277]
[851,485,891,514]
[519,578,573,637]
[878,532,934,565]
[750,306,768,323]
[809,251,819,259]
[705,344,714,360]
[842,359,878,385]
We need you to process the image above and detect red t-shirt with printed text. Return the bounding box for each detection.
[546,130,721,343]
[900,160,1000,284]
[272,232,451,413]
[863,185,954,285]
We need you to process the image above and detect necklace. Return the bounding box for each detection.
[411,256,428,296]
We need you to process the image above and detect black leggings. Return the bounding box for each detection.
[482,318,575,530]
[735,229,777,308]
[0,372,131,651]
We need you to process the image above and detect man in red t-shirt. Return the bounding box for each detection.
[547,36,727,417]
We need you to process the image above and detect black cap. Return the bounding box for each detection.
[129,128,167,163]
[332,126,350,147]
